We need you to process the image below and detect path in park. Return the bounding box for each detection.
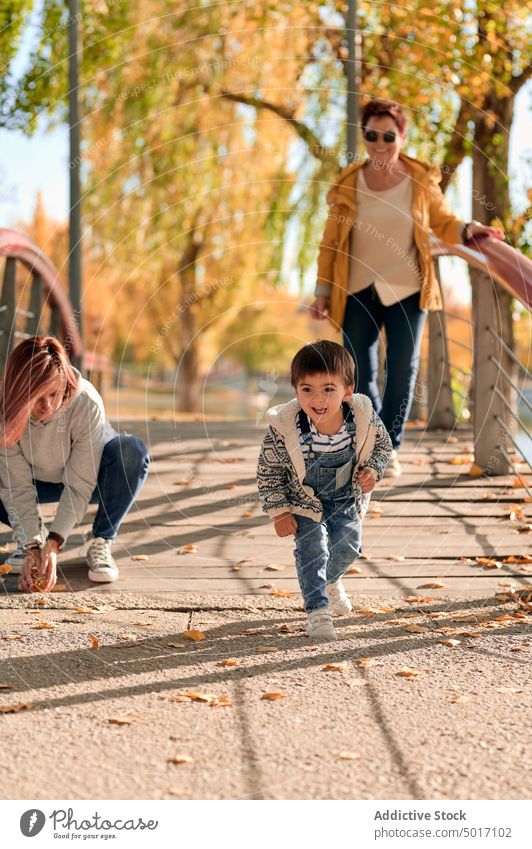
[0,419,530,800]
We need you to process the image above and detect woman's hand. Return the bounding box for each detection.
[19,548,44,593]
[274,512,297,537]
[39,539,59,592]
[466,223,504,241]
[358,467,378,493]
[309,296,330,320]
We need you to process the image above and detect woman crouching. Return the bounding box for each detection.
[0,336,149,592]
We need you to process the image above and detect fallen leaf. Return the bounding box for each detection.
[36,598,47,606]
[261,692,286,701]
[108,714,139,726]
[264,564,284,571]
[323,662,348,672]
[450,455,474,465]
[241,511,253,518]
[259,583,274,589]
[449,694,470,703]
[51,584,68,592]
[75,606,94,614]
[131,555,149,562]
[183,630,205,642]
[210,695,232,708]
[176,691,212,703]
[2,634,24,641]
[0,702,32,713]
[405,624,429,634]
[91,636,100,650]
[118,634,139,641]
[469,463,484,478]
[438,639,462,647]
[33,622,56,630]
[220,659,238,667]
[396,667,420,678]
[278,624,293,634]
[270,588,293,598]
[345,566,362,574]
[257,646,279,653]
[457,631,483,638]
[178,544,198,555]
[0,563,12,575]
[388,555,405,562]
[167,755,193,764]
[230,565,241,572]
[225,483,237,490]
[356,657,383,668]
[512,475,531,488]
[418,582,445,589]
[174,479,192,486]
[337,751,360,760]
[510,646,527,653]
[403,596,433,604]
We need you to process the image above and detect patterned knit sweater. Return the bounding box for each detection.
[257,394,392,522]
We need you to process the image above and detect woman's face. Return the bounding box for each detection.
[363,114,405,170]
[31,375,67,422]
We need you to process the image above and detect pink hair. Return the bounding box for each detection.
[0,336,78,446]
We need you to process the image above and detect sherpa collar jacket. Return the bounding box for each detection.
[257,394,392,522]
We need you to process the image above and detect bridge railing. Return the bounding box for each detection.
[428,236,532,480]
[0,228,83,370]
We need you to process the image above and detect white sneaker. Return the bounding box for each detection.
[384,449,402,478]
[326,579,353,616]
[87,537,119,583]
[4,545,25,574]
[306,608,337,642]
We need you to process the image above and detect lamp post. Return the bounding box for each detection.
[68,0,82,367]
[346,0,361,162]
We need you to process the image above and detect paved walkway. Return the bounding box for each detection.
[0,420,530,799]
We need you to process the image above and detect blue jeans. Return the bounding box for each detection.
[343,286,427,449]
[0,435,150,541]
[294,436,361,613]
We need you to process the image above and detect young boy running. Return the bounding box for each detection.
[257,341,392,641]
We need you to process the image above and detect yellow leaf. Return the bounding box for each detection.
[131,554,149,562]
[0,702,32,713]
[261,691,286,701]
[91,636,100,650]
[33,622,56,630]
[210,695,232,708]
[183,630,205,642]
[174,479,192,486]
[177,691,212,702]
[337,751,360,760]
[220,659,238,667]
[322,662,348,672]
[449,694,469,703]
[438,639,461,647]
[405,624,428,634]
[270,588,293,598]
[241,511,253,518]
[403,596,433,604]
[178,544,198,555]
[0,563,12,575]
[51,584,68,592]
[345,566,362,574]
[450,455,474,465]
[418,582,445,589]
[75,606,94,614]
[469,463,484,478]
[168,755,193,764]
[396,667,420,678]
[108,714,140,725]
[264,564,284,571]
[513,475,531,488]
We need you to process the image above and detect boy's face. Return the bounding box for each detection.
[295,373,354,428]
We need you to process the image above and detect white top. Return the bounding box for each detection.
[297,414,352,460]
[349,170,422,305]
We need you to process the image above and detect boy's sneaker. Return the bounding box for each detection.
[3,545,25,574]
[384,449,402,478]
[326,579,353,616]
[87,537,119,583]
[306,608,337,642]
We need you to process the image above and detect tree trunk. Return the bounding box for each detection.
[175,234,202,413]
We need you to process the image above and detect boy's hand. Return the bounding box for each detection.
[358,467,378,493]
[274,512,297,537]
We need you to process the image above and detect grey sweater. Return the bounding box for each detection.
[0,372,116,545]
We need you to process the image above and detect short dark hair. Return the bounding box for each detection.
[291,340,355,388]
[361,98,407,136]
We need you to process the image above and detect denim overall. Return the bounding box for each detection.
[294,404,362,613]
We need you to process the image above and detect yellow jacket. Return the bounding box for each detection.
[316,153,464,329]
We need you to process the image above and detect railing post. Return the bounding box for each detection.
[427,262,455,429]
[0,257,17,370]
[471,267,514,474]
[25,274,42,336]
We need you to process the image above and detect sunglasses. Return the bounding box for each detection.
[363,129,397,144]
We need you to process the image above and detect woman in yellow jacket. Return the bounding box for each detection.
[311,99,502,476]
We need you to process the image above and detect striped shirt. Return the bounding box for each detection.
[297,411,354,461]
